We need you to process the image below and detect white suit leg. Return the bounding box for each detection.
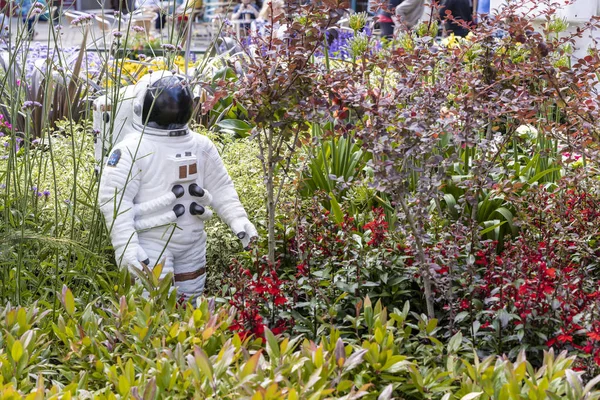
[172,232,207,301]
[138,237,175,279]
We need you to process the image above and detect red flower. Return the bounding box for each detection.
[274,296,287,306]
[363,208,388,247]
[557,334,573,343]
[587,332,600,341]
[297,262,308,276]
[542,284,554,295]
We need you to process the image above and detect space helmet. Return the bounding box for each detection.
[132,71,194,135]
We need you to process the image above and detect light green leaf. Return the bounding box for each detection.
[378,384,393,400]
[11,340,23,362]
[329,192,343,224]
[118,375,130,396]
[217,119,253,136]
[460,392,483,400]
[448,331,463,353]
[194,346,213,381]
[264,327,280,360]
[62,285,75,316]
[480,220,506,235]
[527,167,561,184]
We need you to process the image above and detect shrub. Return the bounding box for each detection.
[202,131,267,285]
[444,176,600,371]
[1,276,600,399]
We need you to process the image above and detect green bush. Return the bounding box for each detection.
[0,120,113,304]
[1,274,599,399]
[202,132,267,287]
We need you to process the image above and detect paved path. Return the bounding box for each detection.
[4,15,209,53]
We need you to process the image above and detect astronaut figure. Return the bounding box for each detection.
[99,71,257,300]
[92,84,136,173]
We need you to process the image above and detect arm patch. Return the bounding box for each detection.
[107,149,122,167]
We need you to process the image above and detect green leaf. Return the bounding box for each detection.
[454,311,469,323]
[378,385,393,400]
[241,350,261,378]
[143,377,157,400]
[460,393,483,400]
[527,167,561,184]
[447,331,463,353]
[62,285,75,316]
[194,346,213,381]
[118,375,130,396]
[425,318,438,334]
[565,370,583,398]
[264,327,280,360]
[583,374,600,395]
[329,192,344,225]
[152,262,163,286]
[217,119,253,136]
[443,193,459,219]
[344,349,367,372]
[492,206,516,234]
[480,220,506,236]
[11,340,24,362]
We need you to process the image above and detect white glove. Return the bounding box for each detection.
[230,218,258,250]
[118,246,148,275]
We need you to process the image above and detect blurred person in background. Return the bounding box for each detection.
[252,0,285,37]
[395,0,425,30]
[377,0,403,38]
[232,0,260,31]
[439,0,473,37]
[19,0,49,39]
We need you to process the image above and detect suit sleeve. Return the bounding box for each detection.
[201,139,253,235]
[99,143,144,272]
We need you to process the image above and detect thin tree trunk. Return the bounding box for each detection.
[266,128,276,264]
[397,191,435,318]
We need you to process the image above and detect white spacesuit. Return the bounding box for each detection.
[92,85,136,173]
[98,71,257,300]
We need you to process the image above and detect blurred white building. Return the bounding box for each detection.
[489,0,600,59]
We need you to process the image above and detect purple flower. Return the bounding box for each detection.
[132,25,145,33]
[137,54,147,61]
[43,189,50,198]
[32,2,45,9]
[55,24,63,31]
[22,101,42,111]
[161,44,177,52]
[71,14,93,26]
[64,199,71,205]
[113,31,123,38]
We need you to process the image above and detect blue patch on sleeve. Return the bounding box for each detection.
[107,149,121,167]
